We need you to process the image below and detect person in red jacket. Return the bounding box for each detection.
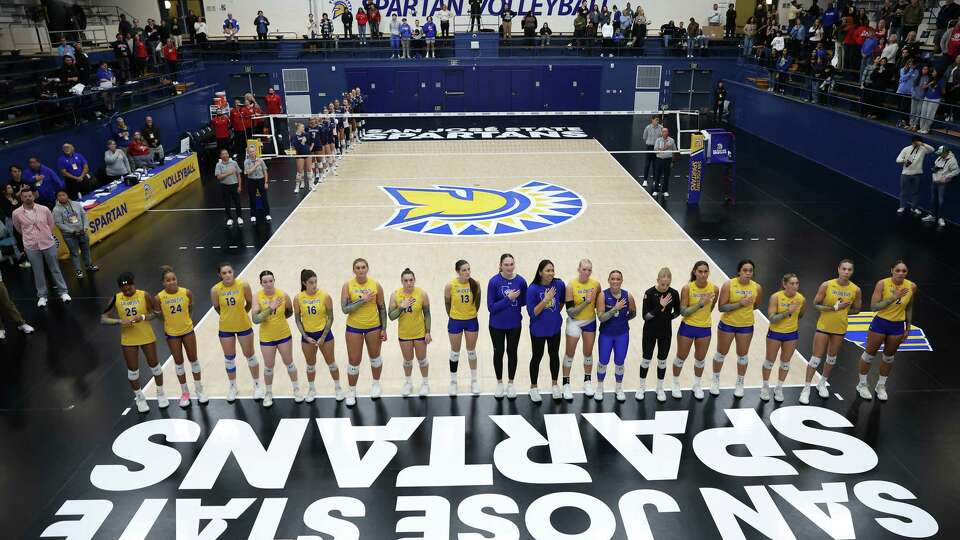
[161,38,178,76]
[265,88,282,114]
[230,99,246,157]
[211,112,232,152]
[244,93,262,134]
[133,35,149,77]
[947,21,960,59]
[356,8,369,45]
[128,132,155,169]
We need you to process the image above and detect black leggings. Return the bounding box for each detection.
[221,183,242,219]
[642,326,671,360]
[490,326,521,380]
[244,177,269,216]
[529,332,561,385]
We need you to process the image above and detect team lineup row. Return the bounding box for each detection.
[100,255,917,412]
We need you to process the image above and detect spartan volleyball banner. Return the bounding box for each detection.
[36,405,939,538]
[362,126,588,140]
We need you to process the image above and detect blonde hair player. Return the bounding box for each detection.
[101,272,164,413]
[761,273,805,402]
[857,260,917,402]
[291,122,313,194]
[638,267,681,401]
[210,262,262,402]
[250,270,302,407]
[340,258,387,406]
[388,268,432,397]
[294,269,344,402]
[800,259,861,405]
[445,259,482,395]
[713,259,762,398]
[673,261,718,401]
[562,258,601,400]
[155,265,208,407]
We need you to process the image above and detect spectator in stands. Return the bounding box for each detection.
[919,68,943,134]
[72,42,91,82]
[573,12,587,48]
[620,8,633,45]
[161,38,178,76]
[774,49,793,93]
[368,2,382,38]
[12,186,71,307]
[944,55,960,120]
[211,111,232,152]
[118,14,132,41]
[131,18,144,42]
[319,13,333,49]
[859,26,878,82]
[652,127,677,197]
[632,8,647,47]
[142,116,164,162]
[540,22,553,47]
[936,0,960,54]
[945,20,960,62]
[254,10,270,41]
[195,17,208,45]
[113,117,132,150]
[902,0,923,40]
[1,183,29,269]
[128,133,155,169]
[23,157,63,207]
[522,11,537,45]
[411,19,425,58]
[112,33,131,83]
[243,144,271,223]
[170,17,183,48]
[58,55,81,92]
[342,7,354,38]
[686,18,701,57]
[144,19,161,66]
[4,165,24,198]
[438,4,453,38]
[245,93,263,135]
[896,135,935,215]
[186,10,198,43]
[400,18,413,59]
[879,0,897,37]
[897,59,919,126]
[470,0,482,32]
[307,13,319,39]
[103,140,130,182]
[132,34,148,77]
[899,30,920,66]
[725,4,737,38]
[502,2,516,39]
[927,146,956,227]
[822,2,838,41]
[810,53,834,104]
[96,61,115,89]
[216,149,243,227]
[882,33,899,63]
[265,88,282,115]
[223,13,239,41]
[865,57,895,118]
[424,16,437,57]
[57,143,93,199]
[910,65,932,130]
[789,17,807,58]
[357,8,369,45]
[56,37,75,58]
[53,190,97,279]
[743,17,757,56]
[612,5,622,35]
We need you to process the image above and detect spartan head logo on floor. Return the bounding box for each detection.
[378,181,586,236]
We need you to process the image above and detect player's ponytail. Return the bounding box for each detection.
[300,268,317,291]
[455,259,481,308]
[781,273,798,290]
[401,268,415,280]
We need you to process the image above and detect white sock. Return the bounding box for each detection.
[405,376,412,383]
[656,379,664,389]
[334,380,342,389]
[180,382,189,392]
[859,373,867,384]
[450,373,457,382]
[673,375,680,384]
[736,375,744,384]
[803,381,811,389]
[761,379,769,388]
[265,384,272,393]
[713,373,720,382]
[229,380,238,388]
[470,368,478,380]
[195,382,203,393]
[693,376,701,384]
[878,375,888,385]
[308,381,316,390]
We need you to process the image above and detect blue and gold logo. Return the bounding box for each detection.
[329,0,353,19]
[379,181,585,236]
[844,312,933,352]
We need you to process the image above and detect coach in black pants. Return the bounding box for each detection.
[243,146,271,221]
[642,117,661,186]
[652,127,677,196]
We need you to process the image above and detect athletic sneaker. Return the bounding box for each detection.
[418,381,430,396]
[733,380,745,398]
[921,214,935,222]
[263,391,273,408]
[135,394,149,413]
[60,293,71,303]
[294,183,300,194]
[773,385,785,402]
[345,389,357,406]
[494,382,505,398]
[156,388,169,409]
[594,381,604,401]
[615,384,626,402]
[642,180,648,187]
[939,218,946,227]
[36,297,47,308]
[911,208,922,216]
[583,380,594,397]
[897,207,906,214]
[401,380,413,397]
[0,329,5,340]
[253,384,264,400]
[709,378,721,396]
[306,387,317,403]
[293,385,304,403]
[671,380,682,399]
[656,384,667,402]
[817,378,830,398]
[179,392,191,408]
[506,382,517,399]
[449,381,458,396]
[16,323,33,335]
[226,384,238,402]
[530,388,542,402]
[334,386,345,401]
[562,383,574,400]
[652,191,659,197]
[226,218,234,227]
[692,381,704,400]
[371,381,382,399]
[663,192,670,197]
[856,382,873,400]
[196,386,208,404]
[759,384,770,401]
[471,379,481,395]
[799,386,811,405]
[636,381,645,400]
[551,384,562,400]
[265,215,272,222]
[237,217,244,226]
[875,383,888,401]
[250,216,257,223]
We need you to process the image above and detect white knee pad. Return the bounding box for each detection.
[825,355,837,365]
[224,356,237,372]
[762,360,775,371]
[693,359,705,370]
[640,357,652,369]
[263,367,274,377]
[583,356,593,367]
[328,363,339,372]
[286,363,298,374]
[737,355,749,366]
[150,365,163,377]
[190,361,201,374]
[418,357,429,368]
[127,369,140,381]
[563,355,574,369]
[614,365,625,377]
[449,351,460,364]
[597,363,607,375]
[657,359,667,370]
[346,364,360,376]
[673,357,685,369]
[882,354,896,364]
[175,363,186,376]
[247,356,259,367]
[861,352,875,364]
[779,362,791,372]
[403,359,414,369]
[713,352,726,365]
[370,356,383,369]
[808,356,822,369]
[296,172,303,181]
[467,350,477,362]
[305,364,317,374]
[305,172,313,181]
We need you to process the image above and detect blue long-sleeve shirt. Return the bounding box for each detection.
[898,67,918,95]
[487,273,528,330]
[526,278,565,338]
[423,21,437,38]
[399,23,412,38]
[22,164,64,205]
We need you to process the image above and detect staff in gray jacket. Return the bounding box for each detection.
[926,145,957,227]
[104,140,131,181]
[652,127,678,198]
[642,116,661,187]
[895,135,935,215]
[53,190,99,278]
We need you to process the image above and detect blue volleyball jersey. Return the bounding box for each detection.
[526,278,565,338]
[292,132,311,154]
[599,288,630,336]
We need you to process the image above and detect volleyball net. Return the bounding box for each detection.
[252,110,701,159]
